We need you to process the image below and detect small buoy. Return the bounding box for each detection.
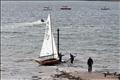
[41,19,44,22]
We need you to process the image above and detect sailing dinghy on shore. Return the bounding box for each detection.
[35,14,60,65]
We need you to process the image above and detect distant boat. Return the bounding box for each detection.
[101,6,110,10]
[43,7,52,11]
[34,14,60,65]
[60,6,71,10]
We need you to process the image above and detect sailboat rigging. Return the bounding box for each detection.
[35,14,60,65]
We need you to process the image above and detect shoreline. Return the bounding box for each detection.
[52,66,119,80]
[30,66,120,80]
[1,64,120,80]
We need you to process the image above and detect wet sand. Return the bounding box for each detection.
[30,64,119,80]
[52,67,119,80]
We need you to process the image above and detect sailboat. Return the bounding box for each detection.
[34,14,60,65]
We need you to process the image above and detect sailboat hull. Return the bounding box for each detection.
[35,58,59,65]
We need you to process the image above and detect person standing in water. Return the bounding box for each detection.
[70,53,75,64]
[87,57,93,72]
[58,53,64,63]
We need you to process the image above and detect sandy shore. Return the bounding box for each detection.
[31,65,119,80]
[53,67,119,80]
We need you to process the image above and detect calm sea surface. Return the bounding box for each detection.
[1,1,120,79]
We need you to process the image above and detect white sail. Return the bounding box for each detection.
[40,14,58,59]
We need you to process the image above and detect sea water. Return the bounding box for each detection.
[1,1,120,79]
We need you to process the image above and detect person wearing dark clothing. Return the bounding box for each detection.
[70,54,75,64]
[87,57,93,72]
[58,53,64,62]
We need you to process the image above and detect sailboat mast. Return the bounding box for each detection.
[57,29,60,56]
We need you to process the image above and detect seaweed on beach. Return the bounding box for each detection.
[32,76,42,80]
[53,71,84,80]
